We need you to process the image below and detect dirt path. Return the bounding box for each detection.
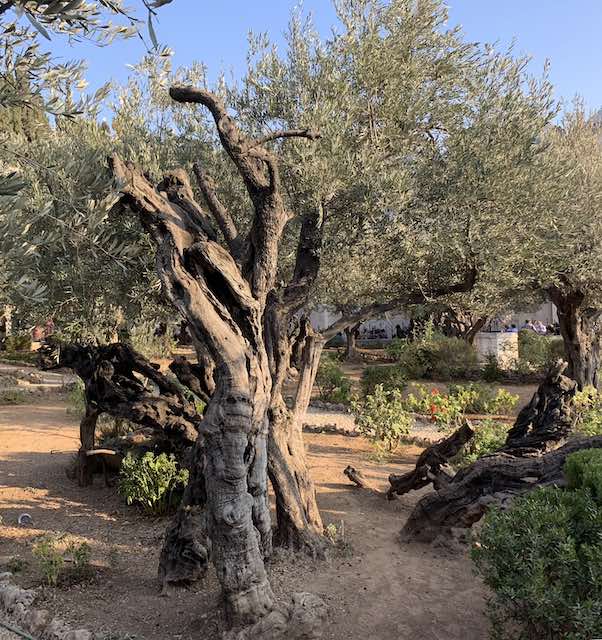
[0,397,489,639]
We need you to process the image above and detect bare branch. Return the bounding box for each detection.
[192,162,241,255]
[170,86,271,194]
[253,128,322,147]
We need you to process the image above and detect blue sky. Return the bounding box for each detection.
[48,0,602,111]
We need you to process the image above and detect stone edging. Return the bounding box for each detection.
[0,573,92,640]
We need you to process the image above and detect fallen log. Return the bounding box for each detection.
[402,435,602,542]
[387,422,475,499]
[343,465,382,495]
[397,361,583,542]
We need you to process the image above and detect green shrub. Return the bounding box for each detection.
[427,388,468,432]
[66,379,86,416]
[33,536,64,586]
[482,354,503,382]
[403,383,433,413]
[352,385,413,452]
[564,449,602,501]
[360,365,406,397]
[4,333,32,352]
[316,357,352,405]
[453,419,509,467]
[574,386,602,436]
[473,485,602,640]
[0,389,28,405]
[128,321,175,359]
[33,536,93,587]
[447,383,519,415]
[518,330,564,372]
[119,452,189,516]
[388,333,478,380]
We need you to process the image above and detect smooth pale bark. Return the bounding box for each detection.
[549,287,601,390]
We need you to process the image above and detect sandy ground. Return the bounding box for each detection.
[0,394,492,640]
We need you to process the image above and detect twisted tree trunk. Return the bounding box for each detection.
[549,286,601,390]
[110,85,328,635]
[401,361,578,542]
[267,324,325,554]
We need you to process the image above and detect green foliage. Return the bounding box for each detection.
[388,334,478,381]
[352,385,413,452]
[472,484,602,640]
[518,330,564,372]
[448,383,519,415]
[119,452,189,516]
[426,388,468,432]
[453,420,509,467]
[574,386,602,436]
[66,379,86,416]
[33,536,64,586]
[33,535,93,587]
[316,357,353,405]
[403,384,433,414]
[360,365,406,397]
[128,321,175,359]
[0,389,27,405]
[4,332,31,352]
[482,354,503,382]
[564,449,602,501]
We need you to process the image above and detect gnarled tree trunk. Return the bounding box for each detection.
[549,286,601,390]
[111,85,327,635]
[267,321,325,554]
[401,361,578,542]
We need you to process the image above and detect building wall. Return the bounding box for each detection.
[309,302,558,341]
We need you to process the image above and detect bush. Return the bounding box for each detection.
[427,388,467,432]
[0,389,28,405]
[564,449,602,500]
[473,485,602,640]
[32,536,92,586]
[33,537,64,586]
[448,383,519,415]
[352,385,413,452]
[574,386,602,436]
[388,333,478,380]
[482,354,503,382]
[119,452,189,516]
[360,365,406,397]
[4,333,32,352]
[453,419,509,467]
[316,357,353,405]
[518,330,564,372]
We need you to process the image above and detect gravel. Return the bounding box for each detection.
[0,619,26,640]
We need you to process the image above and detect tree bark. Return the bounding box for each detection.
[402,435,602,542]
[401,362,579,542]
[548,287,601,390]
[267,328,325,555]
[343,323,360,360]
[111,85,328,634]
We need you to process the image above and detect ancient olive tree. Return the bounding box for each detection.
[530,109,602,389]
[110,84,327,633]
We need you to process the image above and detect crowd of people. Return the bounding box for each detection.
[503,319,560,335]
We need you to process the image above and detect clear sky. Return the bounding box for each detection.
[48,0,602,112]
